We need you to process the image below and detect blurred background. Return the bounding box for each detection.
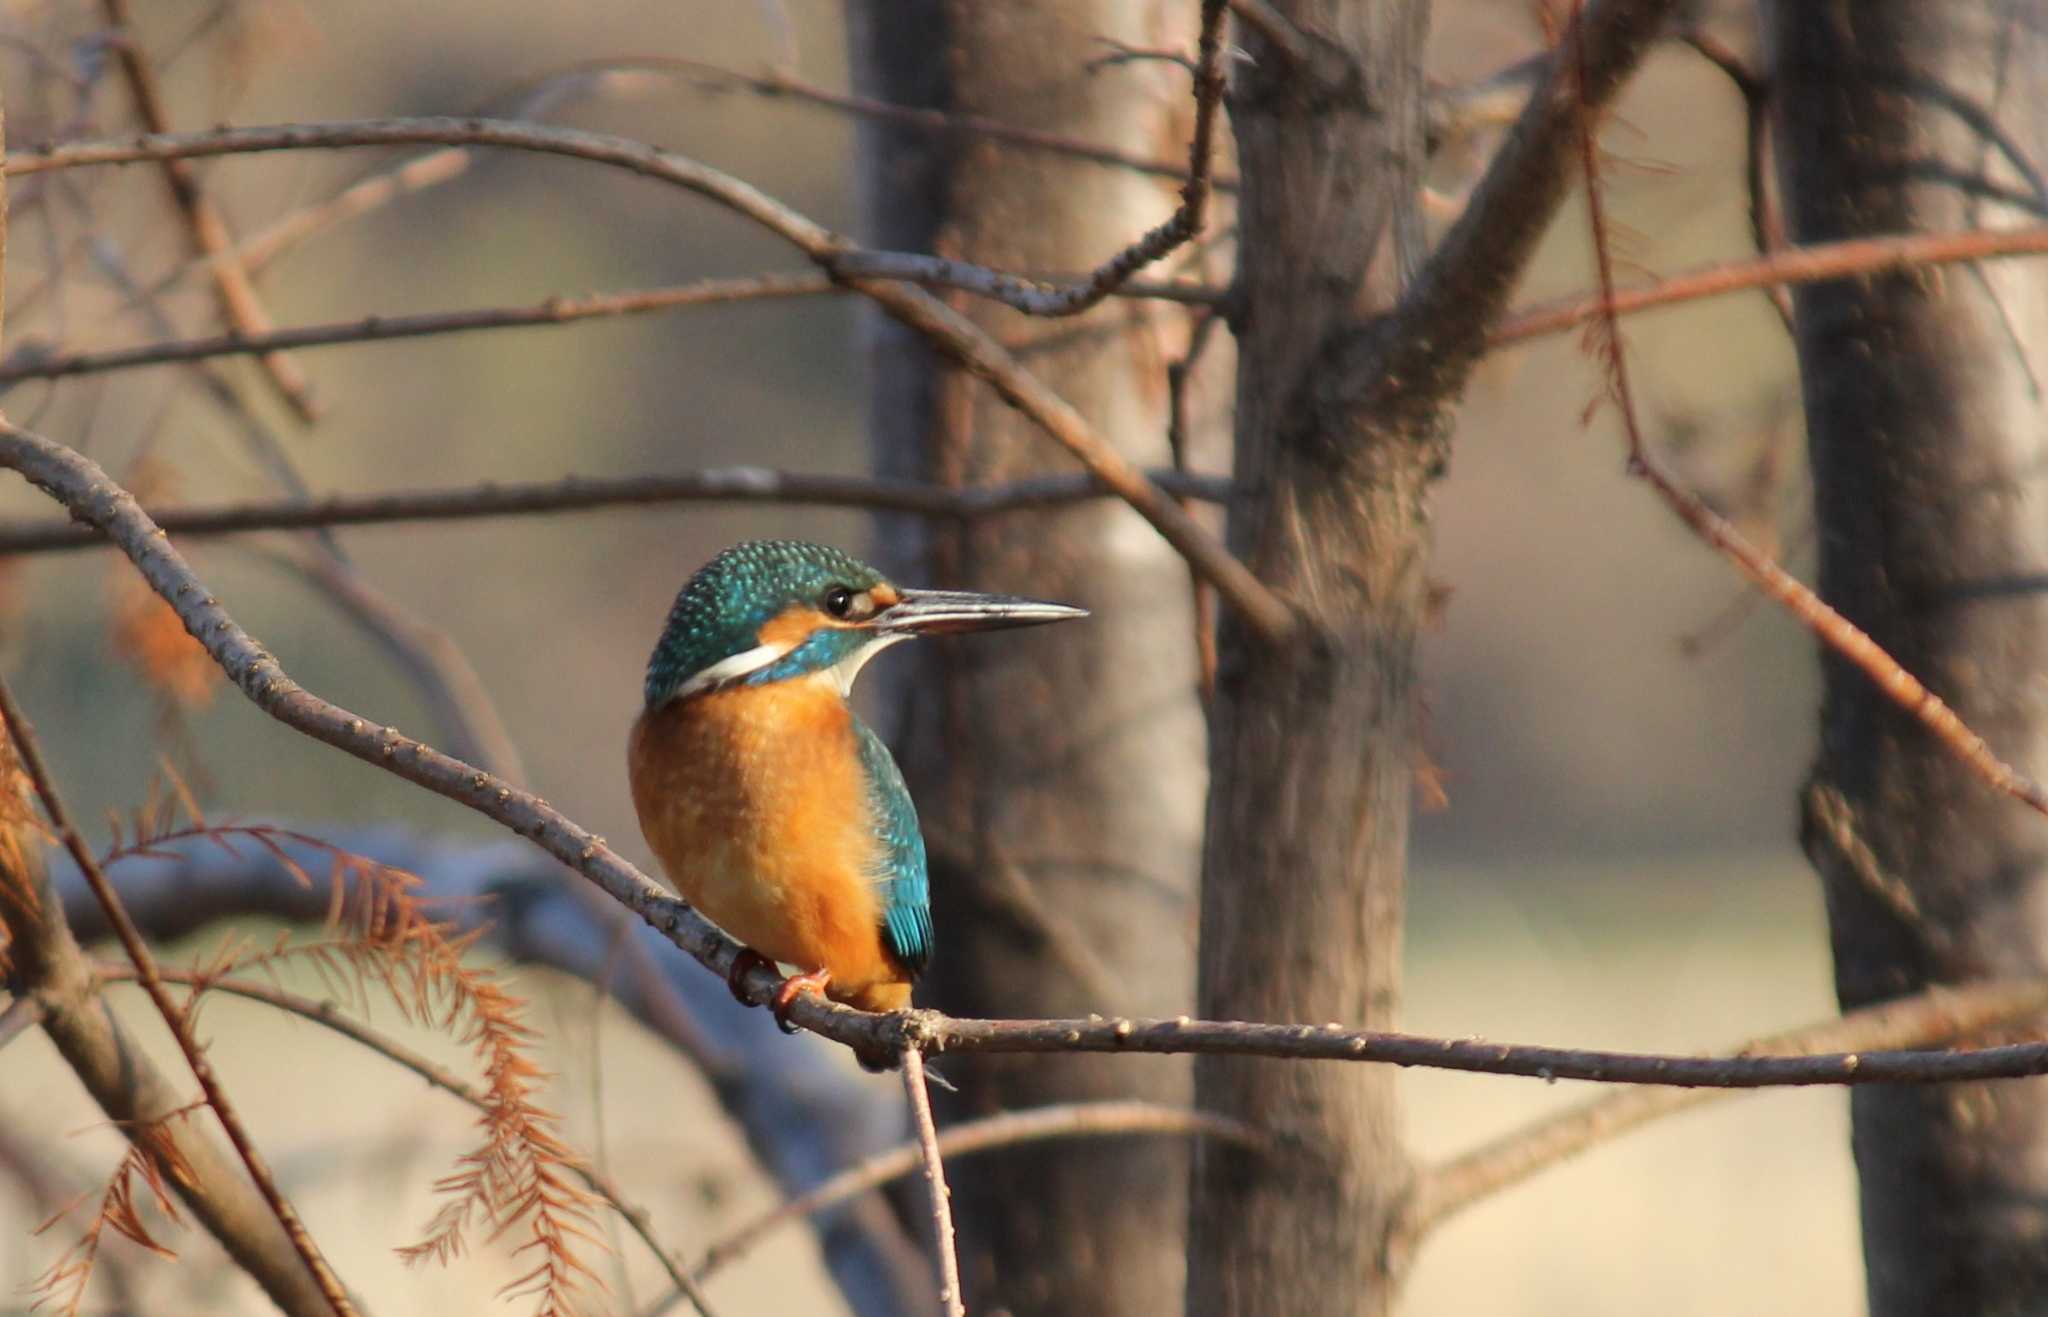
[0,1,1852,1313]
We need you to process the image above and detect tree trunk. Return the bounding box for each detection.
[1768,4,2048,1313]
[1189,4,1432,1316]
[849,5,1209,1312]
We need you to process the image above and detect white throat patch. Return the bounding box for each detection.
[821,632,909,697]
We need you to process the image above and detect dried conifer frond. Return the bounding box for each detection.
[104,823,610,1314]
[32,1113,198,1315]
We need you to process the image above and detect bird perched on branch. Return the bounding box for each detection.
[629,540,1084,1029]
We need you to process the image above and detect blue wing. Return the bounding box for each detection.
[852,717,932,976]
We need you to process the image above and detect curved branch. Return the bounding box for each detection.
[684,1101,1262,1292]
[13,425,2048,1087]
[3,117,1290,638]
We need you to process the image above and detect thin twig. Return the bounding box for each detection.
[0,466,1232,555]
[1568,12,2048,821]
[1678,29,1791,330]
[683,1101,1262,1290]
[0,272,834,383]
[0,677,357,1314]
[1396,979,2048,1250]
[154,64,674,297]
[0,270,1223,386]
[615,54,1230,189]
[899,1046,964,1317]
[1492,225,2048,345]
[835,0,1230,317]
[100,0,318,421]
[21,427,2048,1084]
[255,543,528,786]
[5,116,1290,638]
[96,964,721,1317]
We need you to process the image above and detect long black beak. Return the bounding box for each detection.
[874,587,1088,636]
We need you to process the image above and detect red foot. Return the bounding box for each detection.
[727,948,773,1006]
[772,968,833,1034]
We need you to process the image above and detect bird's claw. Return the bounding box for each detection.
[727,948,773,1007]
[772,968,833,1034]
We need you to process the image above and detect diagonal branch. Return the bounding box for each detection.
[1393,979,2048,1256]
[17,425,2048,1086]
[0,684,356,1310]
[99,0,318,422]
[831,0,1230,316]
[1492,225,2048,345]
[4,117,1290,638]
[1326,0,1686,420]
[1566,8,2048,822]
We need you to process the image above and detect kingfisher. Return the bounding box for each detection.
[629,540,1084,1029]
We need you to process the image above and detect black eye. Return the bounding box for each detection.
[823,586,855,618]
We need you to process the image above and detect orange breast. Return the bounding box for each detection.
[627,677,908,1010]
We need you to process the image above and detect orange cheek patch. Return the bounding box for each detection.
[869,583,901,608]
[758,606,829,649]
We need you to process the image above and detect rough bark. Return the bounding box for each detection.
[1768,4,2048,1313]
[1189,4,1433,1316]
[850,4,1208,1313]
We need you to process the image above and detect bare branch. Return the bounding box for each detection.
[0,270,1222,386]
[832,0,1230,317]
[0,272,834,383]
[99,0,318,422]
[900,1047,964,1317]
[0,679,358,1314]
[0,466,1231,556]
[256,542,528,786]
[1493,225,2048,345]
[1395,979,2048,1253]
[609,55,1229,189]
[1566,20,2048,821]
[4,116,1288,638]
[685,1101,1262,1291]
[19,425,2048,1086]
[1678,29,1791,329]
[1330,0,1687,420]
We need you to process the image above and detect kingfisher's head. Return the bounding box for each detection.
[644,540,1086,708]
